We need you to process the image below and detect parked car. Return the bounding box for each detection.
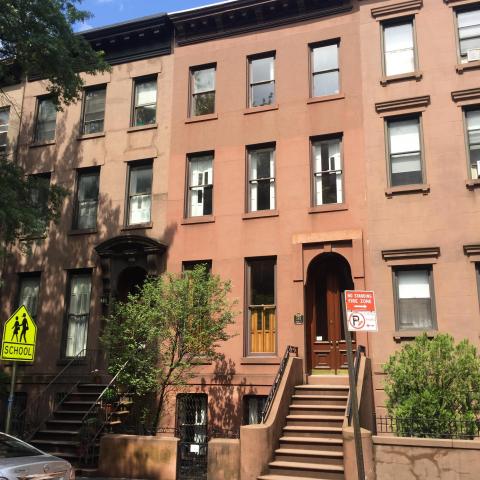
[0,432,75,480]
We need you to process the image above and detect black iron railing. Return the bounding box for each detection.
[375,414,480,439]
[12,348,101,439]
[346,345,366,426]
[78,360,130,465]
[261,345,298,423]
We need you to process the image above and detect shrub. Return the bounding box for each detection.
[383,333,480,438]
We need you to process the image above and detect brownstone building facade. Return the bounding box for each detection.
[1,0,480,468]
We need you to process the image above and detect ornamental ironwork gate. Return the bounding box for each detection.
[176,394,208,480]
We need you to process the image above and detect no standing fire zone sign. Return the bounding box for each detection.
[345,290,378,332]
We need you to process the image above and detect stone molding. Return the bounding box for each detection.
[464,244,480,257]
[375,95,430,114]
[371,0,422,19]
[451,87,480,103]
[382,247,440,261]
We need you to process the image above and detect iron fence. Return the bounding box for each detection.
[375,414,480,439]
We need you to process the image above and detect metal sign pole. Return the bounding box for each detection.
[341,292,366,480]
[5,362,17,434]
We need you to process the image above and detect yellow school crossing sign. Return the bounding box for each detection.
[1,306,37,362]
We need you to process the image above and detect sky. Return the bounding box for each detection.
[76,0,232,31]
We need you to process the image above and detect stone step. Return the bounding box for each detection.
[274,448,344,466]
[295,385,349,396]
[258,476,341,480]
[289,404,346,416]
[54,410,89,420]
[268,460,344,479]
[61,401,96,411]
[291,394,348,406]
[282,425,343,439]
[46,419,83,430]
[279,436,343,452]
[307,375,349,386]
[35,429,80,440]
[286,414,344,427]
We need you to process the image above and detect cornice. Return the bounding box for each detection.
[464,244,480,256]
[382,247,440,261]
[451,87,480,103]
[375,95,430,114]
[81,14,172,66]
[371,0,422,19]
[170,0,353,46]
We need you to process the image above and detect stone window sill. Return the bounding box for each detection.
[243,104,279,115]
[380,71,423,86]
[121,222,153,231]
[307,93,345,104]
[181,215,215,225]
[456,61,480,74]
[29,140,56,149]
[309,204,348,214]
[466,178,480,190]
[240,356,280,365]
[185,113,218,124]
[385,184,430,197]
[68,228,97,236]
[393,330,437,341]
[77,132,105,141]
[242,210,279,220]
[127,123,158,133]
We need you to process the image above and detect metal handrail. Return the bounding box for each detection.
[261,345,298,423]
[78,360,130,465]
[347,345,366,426]
[15,348,97,439]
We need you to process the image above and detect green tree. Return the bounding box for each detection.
[1,0,110,106]
[383,333,480,438]
[0,158,67,256]
[101,265,237,435]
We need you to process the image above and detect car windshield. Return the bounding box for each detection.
[0,433,43,458]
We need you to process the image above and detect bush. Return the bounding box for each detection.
[383,333,480,438]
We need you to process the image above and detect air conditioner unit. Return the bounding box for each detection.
[467,48,480,62]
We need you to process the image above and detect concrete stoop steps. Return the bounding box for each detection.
[29,383,130,466]
[258,378,349,480]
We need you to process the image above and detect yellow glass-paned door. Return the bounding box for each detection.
[250,306,276,353]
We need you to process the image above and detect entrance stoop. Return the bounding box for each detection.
[257,376,349,480]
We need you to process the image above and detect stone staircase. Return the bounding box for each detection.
[29,383,131,466]
[258,376,349,480]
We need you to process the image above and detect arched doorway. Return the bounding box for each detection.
[116,266,147,302]
[305,252,354,374]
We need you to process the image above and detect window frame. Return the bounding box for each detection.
[182,260,212,273]
[131,76,158,127]
[189,63,216,117]
[381,16,418,78]
[185,151,214,218]
[16,273,42,320]
[0,106,10,155]
[61,269,93,359]
[247,52,276,108]
[455,5,480,64]
[80,84,107,136]
[125,160,153,227]
[246,143,276,213]
[310,134,345,207]
[385,114,426,188]
[392,265,437,331]
[309,40,341,98]
[72,167,100,231]
[463,106,480,180]
[245,256,277,356]
[243,394,268,425]
[34,96,57,144]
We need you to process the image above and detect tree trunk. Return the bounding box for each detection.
[152,384,167,436]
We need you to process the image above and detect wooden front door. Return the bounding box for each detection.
[306,256,354,373]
